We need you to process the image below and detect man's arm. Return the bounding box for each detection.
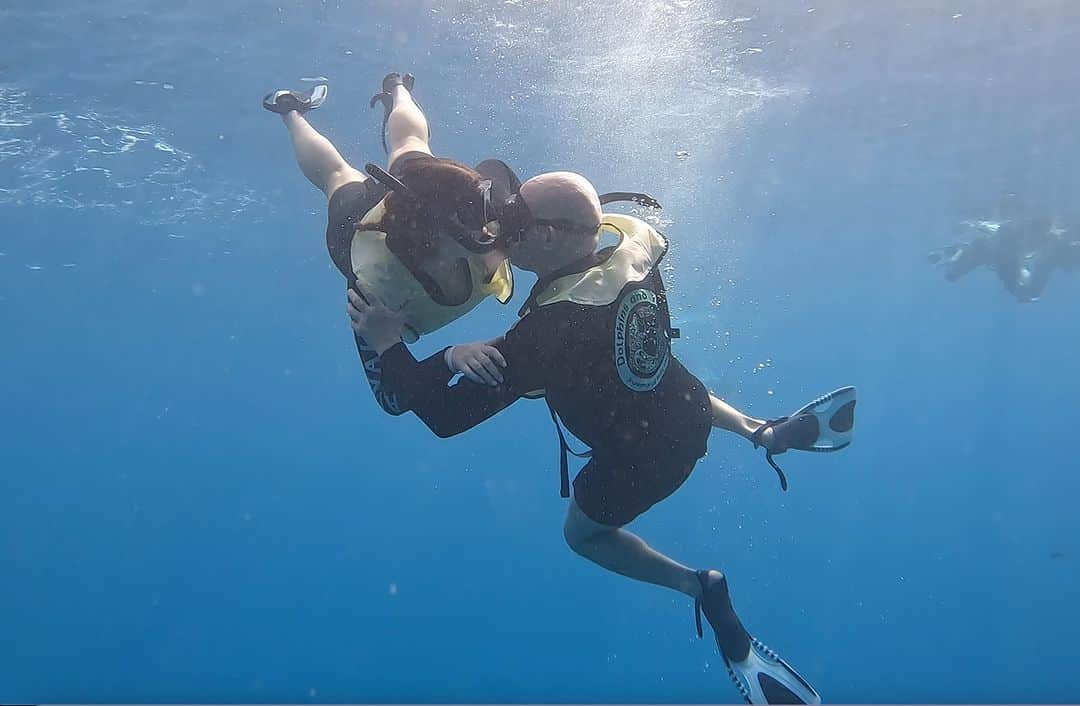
[344,287,543,438]
[380,340,528,438]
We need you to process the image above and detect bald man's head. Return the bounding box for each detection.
[518,172,602,231]
[501,172,604,275]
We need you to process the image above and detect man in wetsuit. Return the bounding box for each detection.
[347,171,854,704]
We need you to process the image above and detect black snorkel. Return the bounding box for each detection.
[364,162,416,200]
[599,191,662,209]
[364,163,501,254]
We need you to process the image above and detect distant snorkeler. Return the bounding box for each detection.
[928,216,1080,303]
[347,168,858,703]
[262,72,519,415]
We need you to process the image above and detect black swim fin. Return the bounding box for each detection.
[370,72,428,155]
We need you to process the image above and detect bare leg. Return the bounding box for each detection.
[710,394,772,446]
[385,84,433,169]
[281,110,366,198]
[563,499,702,599]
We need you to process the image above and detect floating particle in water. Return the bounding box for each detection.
[167,233,185,239]
[309,689,317,698]
[744,47,763,54]
[162,83,175,90]
[192,282,205,296]
[26,264,42,271]
[300,76,328,83]
[807,7,815,12]
[675,149,690,160]
[388,583,398,595]
[1051,551,1067,560]
[343,49,353,56]
[952,13,963,19]
[62,263,76,268]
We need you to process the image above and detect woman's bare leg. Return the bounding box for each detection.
[281,110,366,198]
[385,83,434,170]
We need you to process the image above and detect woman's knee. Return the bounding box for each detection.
[324,167,367,200]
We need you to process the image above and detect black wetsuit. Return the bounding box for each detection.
[379,250,714,526]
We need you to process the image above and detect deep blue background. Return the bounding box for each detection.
[2,1,1079,702]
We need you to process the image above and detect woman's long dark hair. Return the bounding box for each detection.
[357,156,488,306]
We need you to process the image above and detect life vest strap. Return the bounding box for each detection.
[546,401,592,498]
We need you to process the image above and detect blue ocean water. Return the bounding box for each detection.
[3,1,1079,703]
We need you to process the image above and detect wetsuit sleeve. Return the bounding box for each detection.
[379,316,546,438]
[353,331,407,416]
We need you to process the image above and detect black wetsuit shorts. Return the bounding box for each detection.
[572,446,704,528]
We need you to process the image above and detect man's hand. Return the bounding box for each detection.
[346,287,406,355]
[447,341,507,386]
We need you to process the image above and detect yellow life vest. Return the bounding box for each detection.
[350,199,514,343]
[524,212,668,312]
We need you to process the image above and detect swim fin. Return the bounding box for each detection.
[262,84,327,115]
[727,637,823,705]
[370,72,428,155]
[695,570,821,705]
[750,386,856,491]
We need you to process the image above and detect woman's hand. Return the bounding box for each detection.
[447,341,507,386]
[346,287,407,354]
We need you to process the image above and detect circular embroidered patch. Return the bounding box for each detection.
[613,288,670,392]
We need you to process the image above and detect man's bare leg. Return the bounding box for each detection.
[563,499,702,599]
[711,394,773,446]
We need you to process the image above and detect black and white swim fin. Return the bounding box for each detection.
[695,570,821,704]
[262,84,328,115]
[725,637,822,705]
[751,386,856,490]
